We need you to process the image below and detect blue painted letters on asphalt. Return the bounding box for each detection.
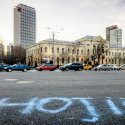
[0,97,125,123]
[106,97,122,115]
[36,97,72,114]
[80,98,99,123]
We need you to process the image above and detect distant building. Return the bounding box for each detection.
[110,28,122,48]
[14,4,36,48]
[7,43,14,55]
[106,25,118,43]
[0,36,4,63]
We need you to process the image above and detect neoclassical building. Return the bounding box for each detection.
[26,39,85,66]
[26,36,125,66]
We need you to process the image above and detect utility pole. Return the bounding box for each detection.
[47,28,63,64]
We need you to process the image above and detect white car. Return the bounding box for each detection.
[93,64,104,71]
[120,64,125,70]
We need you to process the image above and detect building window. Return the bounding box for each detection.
[62,57,65,64]
[41,47,42,52]
[77,49,79,55]
[81,50,83,55]
[68,48,70,54]
[81,58,84,63]
[112,52,114,56]
[115,52,117,56]
[68,57,70,63]
[72,49,75,54]
[109,52,110,56]
[106,50,108,56]
[45,47,47,53]
[76,58,79,62]
[57,48,59,53]
[87,49,89,55]
[62,48,64,54]
[52,47,54,53]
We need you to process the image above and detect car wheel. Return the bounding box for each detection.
[8,69,12,72]
[66,68,69,71]
[79,68,82,71]
[99,68,101,71]
[23,69,27,72]
[38,69,42,71]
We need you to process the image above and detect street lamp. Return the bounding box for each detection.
[47,28,63,64]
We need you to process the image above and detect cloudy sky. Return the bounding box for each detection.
[0,0,125,45]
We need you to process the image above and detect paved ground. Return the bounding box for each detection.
[0,70,125,125]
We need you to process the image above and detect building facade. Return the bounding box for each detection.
[106,25,118,43]
[76,35,109,65]
[26,36,125,66]
[0,36,4,63]
[110,28,122,48]
[14,4,36,48]
[7,43,14,55]
[26,39,85,66]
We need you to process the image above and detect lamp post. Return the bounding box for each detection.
[47,28,63,64]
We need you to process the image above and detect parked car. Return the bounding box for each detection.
[4,64,32,72]
[36,64,58,71]
[59,63,83,71]
[93,64,104,71]
[100,64,120,71]
[0,63,9,71]
[120,64,125,70]
[84,64,92,70]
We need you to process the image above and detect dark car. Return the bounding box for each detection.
[0,63,9,71]
[36,64,58,71]
[59,63,83,71]
[4,64,32,72]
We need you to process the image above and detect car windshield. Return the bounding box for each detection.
[64,63,72,66]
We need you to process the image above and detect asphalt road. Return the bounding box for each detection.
[0,70,125,125]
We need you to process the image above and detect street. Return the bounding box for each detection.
[0,70,125,125]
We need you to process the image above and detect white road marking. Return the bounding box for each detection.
[4,79,19,81]
[16,81,35,84]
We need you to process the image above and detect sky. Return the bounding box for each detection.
[0,0,125,46]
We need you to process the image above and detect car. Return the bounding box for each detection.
[0,63,9,71]
[93,64,104,71]
[36,64,58,71]
[84,64,92,70]
[4,64,32,72]
[120,64,125,70]
[59,63,83,71]
[100,64,120,71]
